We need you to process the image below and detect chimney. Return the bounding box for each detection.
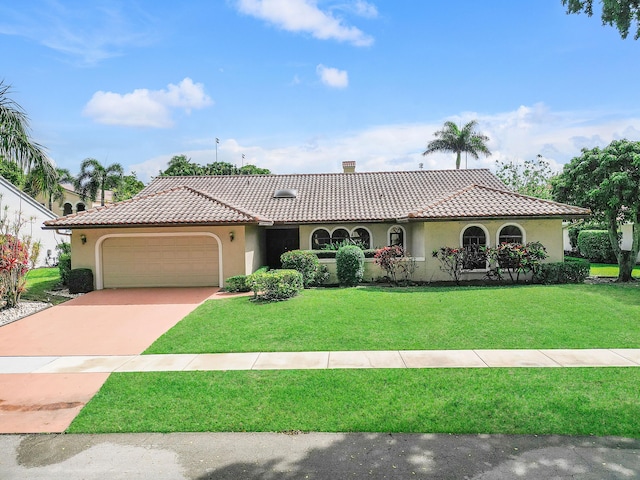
[342,161,356,173]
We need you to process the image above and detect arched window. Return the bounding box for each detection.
[462,225,487,270]
[499,225,523,244]
[388,226,405,248]
[351,227,371,249]
[311,228,330,249]
[63,203,73,216]
[76,203,86,212]
[331,228,350,245]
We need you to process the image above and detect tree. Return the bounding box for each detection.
[495,155,554,199]
[422,120,491,170]
[74,158,124,206]
[0,157,25,188]
[24,167,73,211]
[0,81,57,191]
[563,0,640,39]
[114,172,145,201]
[552,139,640,282]
[160,154,271,176]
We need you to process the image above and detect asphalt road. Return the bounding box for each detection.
[1,432,638,479]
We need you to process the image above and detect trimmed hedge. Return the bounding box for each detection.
[68,268,94,294]
[281,250,320,287]
[311,249,377,259]
[533,259,590,284]
[58,253,71,285]
[577,230,618,263]
[336,245,365,287]
[224,275,250,293]
[247,269,303,302]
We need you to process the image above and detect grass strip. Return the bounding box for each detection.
[146,284,640,354]
[23,267,69,305]
[68,368,640,437]
[590,263,640,278]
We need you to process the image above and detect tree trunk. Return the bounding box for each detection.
[617,250,636,282]
[455,152,461,169]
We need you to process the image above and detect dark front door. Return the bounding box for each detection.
[265,228,300,269]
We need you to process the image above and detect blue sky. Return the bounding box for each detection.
[2,0,639,182]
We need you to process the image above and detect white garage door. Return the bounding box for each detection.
[102,236,219,288]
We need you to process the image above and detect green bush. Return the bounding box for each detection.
[56,242,71,255]
[336,245,364,287]
[577,230,618,263]
[68,268,94,293]
[225,275,250,292]
[533,259,590,284]
[280,250,320,287]
[58,253,71,285]
[311,249,377,259]
[247,269,303,302]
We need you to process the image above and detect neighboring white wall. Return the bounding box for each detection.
[0,176,68,267]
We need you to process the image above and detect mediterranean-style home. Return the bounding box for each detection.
[35,183,114,217]
[43,163,590,289]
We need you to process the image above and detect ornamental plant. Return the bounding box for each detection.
[374,245,416,285]
[431,247,466,285]
[336,244,364,287]
[280,250,321,287]
[485,241,548,283]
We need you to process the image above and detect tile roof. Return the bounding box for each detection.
[44,186,262,227]
[408,184,591,219]
[44,169,590,228]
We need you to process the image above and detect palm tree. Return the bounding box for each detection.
[422,120,491,169]
[0,80,57,188]
[74,158,124,206]
[24,167,73,210]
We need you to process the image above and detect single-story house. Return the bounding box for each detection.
[43,164,590,289]
[0,175,67,267]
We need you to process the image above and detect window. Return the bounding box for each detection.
[331,228,350,245]
[63,203,73,216]
[388,226,405,249]
[76,203,86,212]
[499,225,523,244]
[311,228,330,249]
[462,226,487,270]
[351,227,371,249]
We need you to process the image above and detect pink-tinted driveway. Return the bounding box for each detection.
[0,287,219,433]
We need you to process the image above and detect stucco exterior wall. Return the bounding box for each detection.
[70,225,248,289]
[299,223,419,252]
[244,225,266,274]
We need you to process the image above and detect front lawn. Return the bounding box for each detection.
[22,267,69,305]
[146,284,640,354]
[590,262,640,278]
[68,368,640,436]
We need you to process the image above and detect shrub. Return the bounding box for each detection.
[56,242,71,255]
[567,221,608,252]
[534,259,590,284]
[484,242,548,284]
[374,245,416,285]
[58,253,71,285]
[68,268,94,294]
[225,275,250,292]
[280,250,321,287]
[0,234,32,308]
[432,247,467,285]
[247,269,303,301]
[336,245,364,287]
[577,230,618,263]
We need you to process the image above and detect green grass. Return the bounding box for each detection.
[591,262,640,278]
[68,368,640,436]
[146,284,640,354]
[22,267,69,305]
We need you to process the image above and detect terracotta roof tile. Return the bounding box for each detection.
[43,169,590,228]
[408,184,590,219]
[44,186,261,227]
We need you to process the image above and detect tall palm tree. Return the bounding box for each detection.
[422,120,491,169]
[0,80,57,188]
[74,158,124,206]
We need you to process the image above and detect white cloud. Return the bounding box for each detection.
[0,2,156,66]
[129,104,640,182]
[316,64,349,88]
[235,0,374,46]
[83,78,213,128]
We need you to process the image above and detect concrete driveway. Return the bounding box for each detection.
[0,288,219,433]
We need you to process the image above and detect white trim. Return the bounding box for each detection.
[350,226,373,248]
[94,232,223,290]
[459,223,490,248]
[309,227,331,249]
[496,222,526,245]
[387,225,406,248]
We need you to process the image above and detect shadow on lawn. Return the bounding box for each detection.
[194,433,640,480]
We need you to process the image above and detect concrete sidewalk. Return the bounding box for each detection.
[1,432,639,479]
[1,348,640,373]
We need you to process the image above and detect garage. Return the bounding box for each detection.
[101,235,219,288]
